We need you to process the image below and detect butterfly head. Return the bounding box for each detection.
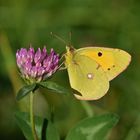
[66,45,75,53]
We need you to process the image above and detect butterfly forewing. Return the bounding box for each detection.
[77,47,131,81]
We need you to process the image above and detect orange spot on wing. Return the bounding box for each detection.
[80,50,115,71]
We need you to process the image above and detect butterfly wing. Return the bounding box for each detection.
[66,53,109,100]
[77,47,131,81]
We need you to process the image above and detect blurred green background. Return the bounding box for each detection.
[0,0,140,140]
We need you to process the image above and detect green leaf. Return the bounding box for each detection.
[46,121,60,140]
[15,111,43,140]
[16,83,37,101]
[38,81,70,94]
[15,111,60,140]
[66,113,119,140]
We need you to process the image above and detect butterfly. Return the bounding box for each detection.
[64,46,131,100]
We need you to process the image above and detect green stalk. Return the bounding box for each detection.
[30,92,39,140]
[80,101,94,117]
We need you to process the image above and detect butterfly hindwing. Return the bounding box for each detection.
[66,54,109,100]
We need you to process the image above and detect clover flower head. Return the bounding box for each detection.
[16,46,59,83]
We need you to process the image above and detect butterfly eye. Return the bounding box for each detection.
[98,52,102,57]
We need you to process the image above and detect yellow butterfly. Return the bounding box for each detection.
[64,46,131,100]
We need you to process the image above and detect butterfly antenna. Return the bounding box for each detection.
[50,32,68,46]
[69,31,72,46]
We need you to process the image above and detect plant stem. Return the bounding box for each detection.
[80,101,94,117]
[30,92,39,140]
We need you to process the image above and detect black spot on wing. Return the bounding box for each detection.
[98,52,102,57]
[107,65,115,71]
